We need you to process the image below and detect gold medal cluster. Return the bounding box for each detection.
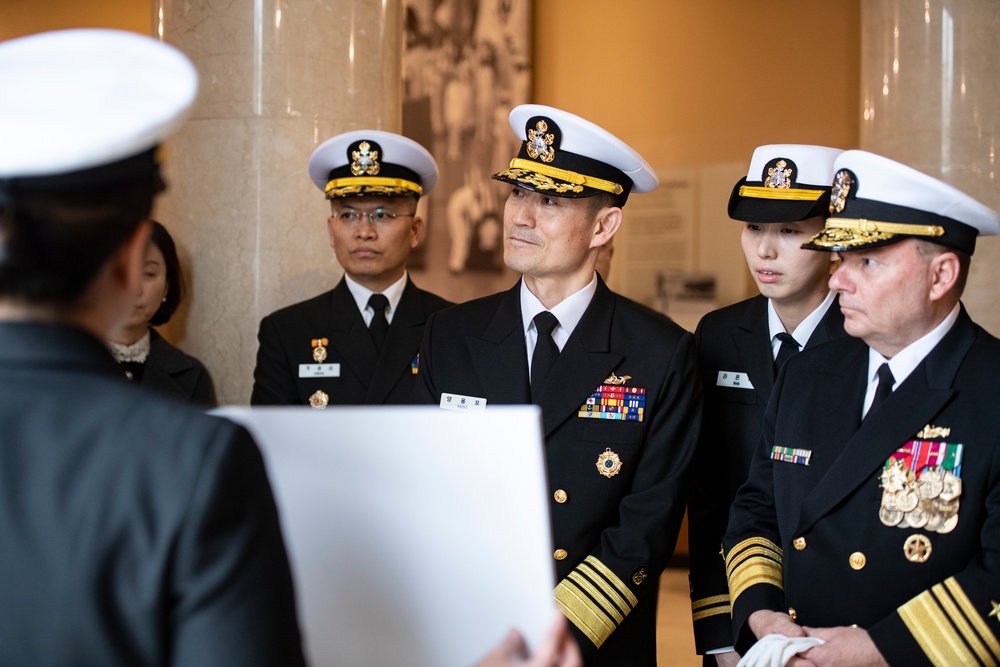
[879,458,961,534]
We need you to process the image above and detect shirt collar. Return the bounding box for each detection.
[344,272,408,323]
[867,303,960,388]
[767,290,837,352]
[520,274,598,349]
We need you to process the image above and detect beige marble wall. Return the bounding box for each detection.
[153,0,403,404]
[861,0,1000,333]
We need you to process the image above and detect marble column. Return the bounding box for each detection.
[152,0,403,404]
[861,0,1000,333]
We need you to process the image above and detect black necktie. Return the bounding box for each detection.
[773,332,800,375]
[530,311,560,402]
[368,293,390,352]
[867,363,895,419]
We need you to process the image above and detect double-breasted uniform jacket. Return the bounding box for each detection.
[723,306,1000,665]
[0,322,304,666]
[252,276,451,406]
[687,294,845,652]
[138,327,215,406]
[413,277,702,666]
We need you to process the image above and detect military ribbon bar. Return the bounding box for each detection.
[770,446,812,466]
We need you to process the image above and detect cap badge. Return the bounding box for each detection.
[526,119,556,164]
[764,159,793,189]
[596,447,623,478]
[830,169,853,213]
[312,337,329,363]
[309,390,329,409]
[351,141,380,176]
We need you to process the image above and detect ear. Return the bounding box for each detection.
[590,205,622,249]
[928,251,961,301]
[327,214,337,250]
[410,214,426,249]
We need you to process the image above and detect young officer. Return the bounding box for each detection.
[688,145,846,666]
[414,105,702,666]
[725,151,1000,665]
[251,130,451,407]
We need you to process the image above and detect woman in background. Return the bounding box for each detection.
[106,220,215,405]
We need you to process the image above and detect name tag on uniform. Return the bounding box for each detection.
[716,370,754,389]
[299,363,341,378]
[439,392,487,411]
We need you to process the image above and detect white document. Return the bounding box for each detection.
[215,406,555,667]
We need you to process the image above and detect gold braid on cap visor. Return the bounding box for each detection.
[826,218,945,237]
[738,185,824,201]
[505,158,624,196]
[325,176,422,197]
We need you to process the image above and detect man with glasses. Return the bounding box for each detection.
[252,130,451,406]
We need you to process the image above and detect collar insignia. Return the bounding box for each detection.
[526,119,556,164]
[351,141,380,176]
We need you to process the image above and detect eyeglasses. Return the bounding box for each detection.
[331,208,415,225]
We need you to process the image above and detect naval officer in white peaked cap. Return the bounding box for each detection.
[414,104,703,666]
[725,149,1000,666]
[0,28,306,666]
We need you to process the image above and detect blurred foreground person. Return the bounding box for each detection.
[0,29,304,666]
[106,220,215,406]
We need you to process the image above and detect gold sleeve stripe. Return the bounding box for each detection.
[582,556,639,606]
[692,594,731,611]
[576,563,631,616]
[567,571,625,623]
[324,176,423,196]
[898,584,994,667]
[725,545,783,577]
[738,185,824,201]
[930,583,1000,666]
[555,579,616,648]
[728,564,784,603]
[691,593,732,621]
[724,537,782,570]
[552,556,640,649]
[944,578,1000,661]
[508,158,625,196]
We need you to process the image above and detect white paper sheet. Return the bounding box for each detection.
[216,406,556,667]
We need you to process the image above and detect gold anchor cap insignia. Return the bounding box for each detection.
[351,140,380,176]
[526,119,556,163]
[596,448,622,478]
[312,337,329,363]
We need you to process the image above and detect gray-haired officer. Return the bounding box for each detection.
[251,130,451,407]
[414,104,702,666]
[724,150,1000,666]
[688,144,846,666]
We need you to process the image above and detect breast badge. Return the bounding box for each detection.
[597,448,623,478]
[879,439,962,533]
[311,337,329,363]
[309,390,329,410]
[578,377,645,422]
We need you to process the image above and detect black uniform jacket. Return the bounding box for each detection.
[413,277,702,666]
[252,276,451,406]
[687,294,845,653]
[0,322,304,666]
[723,306,1000,665]
[140,327,216,406]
